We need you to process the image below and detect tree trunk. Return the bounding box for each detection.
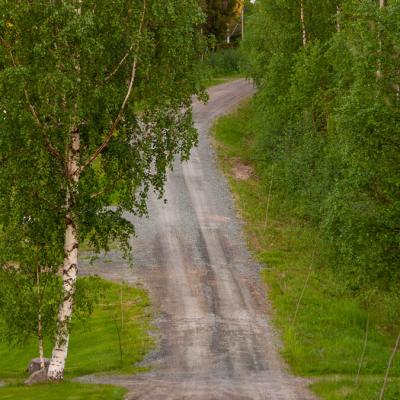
[300,0,307,46]
[36,266,45,370]
[379,330,400,400]
[336,4,341,32]
[48,0,82,380]
[48,129,80,381]
[241,7,244,41]
[376,0,385,79]
[38,312,45,370]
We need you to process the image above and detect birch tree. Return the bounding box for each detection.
[244,0,400,293]
[0,0,204,381]
[300,0,307,46]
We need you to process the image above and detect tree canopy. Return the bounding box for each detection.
[200,0,243,42]
[244,0,400,292]
[0,0,205,380]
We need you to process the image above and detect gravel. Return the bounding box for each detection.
[78,79,317,400]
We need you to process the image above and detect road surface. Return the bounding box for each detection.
[79,79,316,400]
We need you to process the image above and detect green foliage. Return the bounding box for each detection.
[0,382,127,400]
[200,0,239,42]
[0,279,153,379]
[243,0,400,293]
[203,47,244,78]
[213,101,400,399]
[0,268,59,346]
[0,268,107,349]
[0,0,204,364]
[0,0,205,259]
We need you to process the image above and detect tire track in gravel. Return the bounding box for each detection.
[78,79,317,400]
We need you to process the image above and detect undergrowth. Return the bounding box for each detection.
[213,99,400,399]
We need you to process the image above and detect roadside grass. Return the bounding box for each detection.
[0,279,153,399]
[0,382,127,400]
[212,100,400,399]
[311,378,400,400]
[203,74,244,88]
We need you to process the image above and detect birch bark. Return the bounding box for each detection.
[38,314,44,369]
[36,266,44,369]
[336,4,341,32]
[300,0,307,46]
[47,130,80,381]
[376,0,385,79]
[47,0,82,381]
[36,266,45,370]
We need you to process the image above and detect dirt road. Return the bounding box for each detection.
[80,79,316,400]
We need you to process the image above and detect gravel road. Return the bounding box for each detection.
[79,79,317,400]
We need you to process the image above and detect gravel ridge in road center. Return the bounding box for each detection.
[79,79,317,400]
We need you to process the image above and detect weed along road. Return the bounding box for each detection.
[79,79,316,399]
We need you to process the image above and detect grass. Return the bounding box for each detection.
[203,74,244,88]
[0,278,154,399]
[312,378,400,400]
[0,382,127,400]
[212,100,400,399]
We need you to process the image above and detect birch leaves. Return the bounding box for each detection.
[0,0,205,380]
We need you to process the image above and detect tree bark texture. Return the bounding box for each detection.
[47,130,80,381]
[376,0,385,79]
[336,4,341,32]
[36,266,45,370]
[300,0,307,46]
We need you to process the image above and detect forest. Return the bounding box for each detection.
[244,0,400,297]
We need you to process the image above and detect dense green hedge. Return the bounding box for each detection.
[243,1,400,294]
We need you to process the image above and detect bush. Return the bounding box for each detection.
[204,47,244,77]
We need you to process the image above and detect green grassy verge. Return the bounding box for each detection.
[312,378,400,400]
[203,74,244,88]
[0,382,127,400]
[212,100,400,399]
[0,279,153,399]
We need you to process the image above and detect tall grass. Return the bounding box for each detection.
[213,100,400,400]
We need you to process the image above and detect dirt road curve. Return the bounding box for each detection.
[79,79,317,400]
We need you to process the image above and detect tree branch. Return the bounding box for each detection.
[24,89,64,163]
[79,0,147,175]
[90,170,125,199]
[1,36,64,164]
[105,43,135,82]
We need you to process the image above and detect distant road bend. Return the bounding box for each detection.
[79,79,317,400]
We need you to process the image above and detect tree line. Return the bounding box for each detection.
[244,0,399,297]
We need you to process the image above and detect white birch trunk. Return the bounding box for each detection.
[48,0,82,380]
[336,4,341,32]
[376,0,385,79]
[36,266,45,369]
[300,0,307,47]
[47,130,80,381]
[38,313,45,369]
